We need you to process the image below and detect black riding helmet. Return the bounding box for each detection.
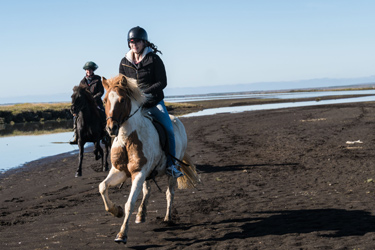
[83,61,98,71]
[127,26,148,43]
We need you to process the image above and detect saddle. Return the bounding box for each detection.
[145,115,170,181]
[149,117,169,154]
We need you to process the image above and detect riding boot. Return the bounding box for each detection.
[166,161,184,178]
[69,116,78,144]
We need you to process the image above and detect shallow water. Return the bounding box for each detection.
[182,95,375,117]
[0,132,89,173]
[1,90,375,173]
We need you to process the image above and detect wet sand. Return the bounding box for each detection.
[2,100,375,249]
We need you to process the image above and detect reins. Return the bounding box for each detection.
[71,99,87,113]
[106,105,142,125]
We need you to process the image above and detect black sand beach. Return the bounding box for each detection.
[2,100,375,249]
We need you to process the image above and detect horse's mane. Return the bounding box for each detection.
[107,75,148,106]
[72,84,98,108]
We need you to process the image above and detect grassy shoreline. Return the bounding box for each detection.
[1,89,375,126]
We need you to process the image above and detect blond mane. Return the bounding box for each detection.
[106,74,147,106]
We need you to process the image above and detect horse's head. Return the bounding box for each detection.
[102,75,145,137]
[71,84,93,115]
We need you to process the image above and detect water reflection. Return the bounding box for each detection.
[0,132,83,173]
[0,120,73,137]
[166,89,375,103]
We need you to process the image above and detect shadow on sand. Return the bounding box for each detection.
[129,208,375,249]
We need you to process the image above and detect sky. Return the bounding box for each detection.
[2,0,375,101]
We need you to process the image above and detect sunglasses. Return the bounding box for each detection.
[129,39,142,44]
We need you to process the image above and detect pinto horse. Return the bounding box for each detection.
[99,75,200,244]
[71,84,111,177]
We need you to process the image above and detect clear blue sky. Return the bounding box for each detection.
[1,0,375,100]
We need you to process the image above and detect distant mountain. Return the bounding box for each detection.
[1,76,375,105]
[164,76,375,96]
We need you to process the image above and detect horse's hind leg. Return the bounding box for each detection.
[99,168,127,218]
[135,181,151,223]
[164,177,177,222]
[94,142,103,161]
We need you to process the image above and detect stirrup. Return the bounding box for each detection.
[69,137,78,145]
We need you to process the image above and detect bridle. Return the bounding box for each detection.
[71,96,87,114]
[106,104,142,126]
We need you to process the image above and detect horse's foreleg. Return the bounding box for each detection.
[135,181,151,223]
[115,173,145,244]
[164,177,177,222]
[104,143,110,172]
[99,143,104,170]
[99,167,127,217]
[75,143,84,177]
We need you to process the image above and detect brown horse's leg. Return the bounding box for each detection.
[104,141,110,171]
[75,140,84,177]
[94,142,103,161]
[98,141,104,168]
[135,181,151,223]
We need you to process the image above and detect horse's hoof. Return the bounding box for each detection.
[116,206,124,218]
[135,216,145,224]
[75,172,82,177]
[114,234,127,244]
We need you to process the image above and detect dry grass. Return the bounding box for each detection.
[1,102,196,114]
[0,103,71,114]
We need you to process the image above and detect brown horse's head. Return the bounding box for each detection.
[102,75,145,137]
[71,84,95,115]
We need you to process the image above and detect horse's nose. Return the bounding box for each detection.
[112,124,118,133]
[107,124,118,137]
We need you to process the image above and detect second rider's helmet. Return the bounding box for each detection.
[83,61,98,71]
[127,26,148,42]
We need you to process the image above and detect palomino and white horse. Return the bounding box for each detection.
[98,75,200,244]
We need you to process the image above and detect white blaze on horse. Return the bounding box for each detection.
[99,75,200,244]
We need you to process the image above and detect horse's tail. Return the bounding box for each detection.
[177,153,201,189]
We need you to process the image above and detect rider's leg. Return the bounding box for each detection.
[148,101,184,178]
[69,115,78,144]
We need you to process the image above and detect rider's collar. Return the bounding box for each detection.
[126,47,152,66]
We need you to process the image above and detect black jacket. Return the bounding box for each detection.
[119,51,167,108]
[80,74,104,107]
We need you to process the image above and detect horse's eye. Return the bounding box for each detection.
[119,98,125,103]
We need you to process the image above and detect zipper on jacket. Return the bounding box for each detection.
[122,64,139,84]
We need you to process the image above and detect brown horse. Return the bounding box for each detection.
[71,84,111,177]
[98,75,200,244]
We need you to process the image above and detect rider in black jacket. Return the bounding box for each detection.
[70,61,104,144]
[118,26,184,178]
[119,51,166,109]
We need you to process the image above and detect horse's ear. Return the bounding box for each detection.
[102,77,109,90]
[120,75,128,86]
